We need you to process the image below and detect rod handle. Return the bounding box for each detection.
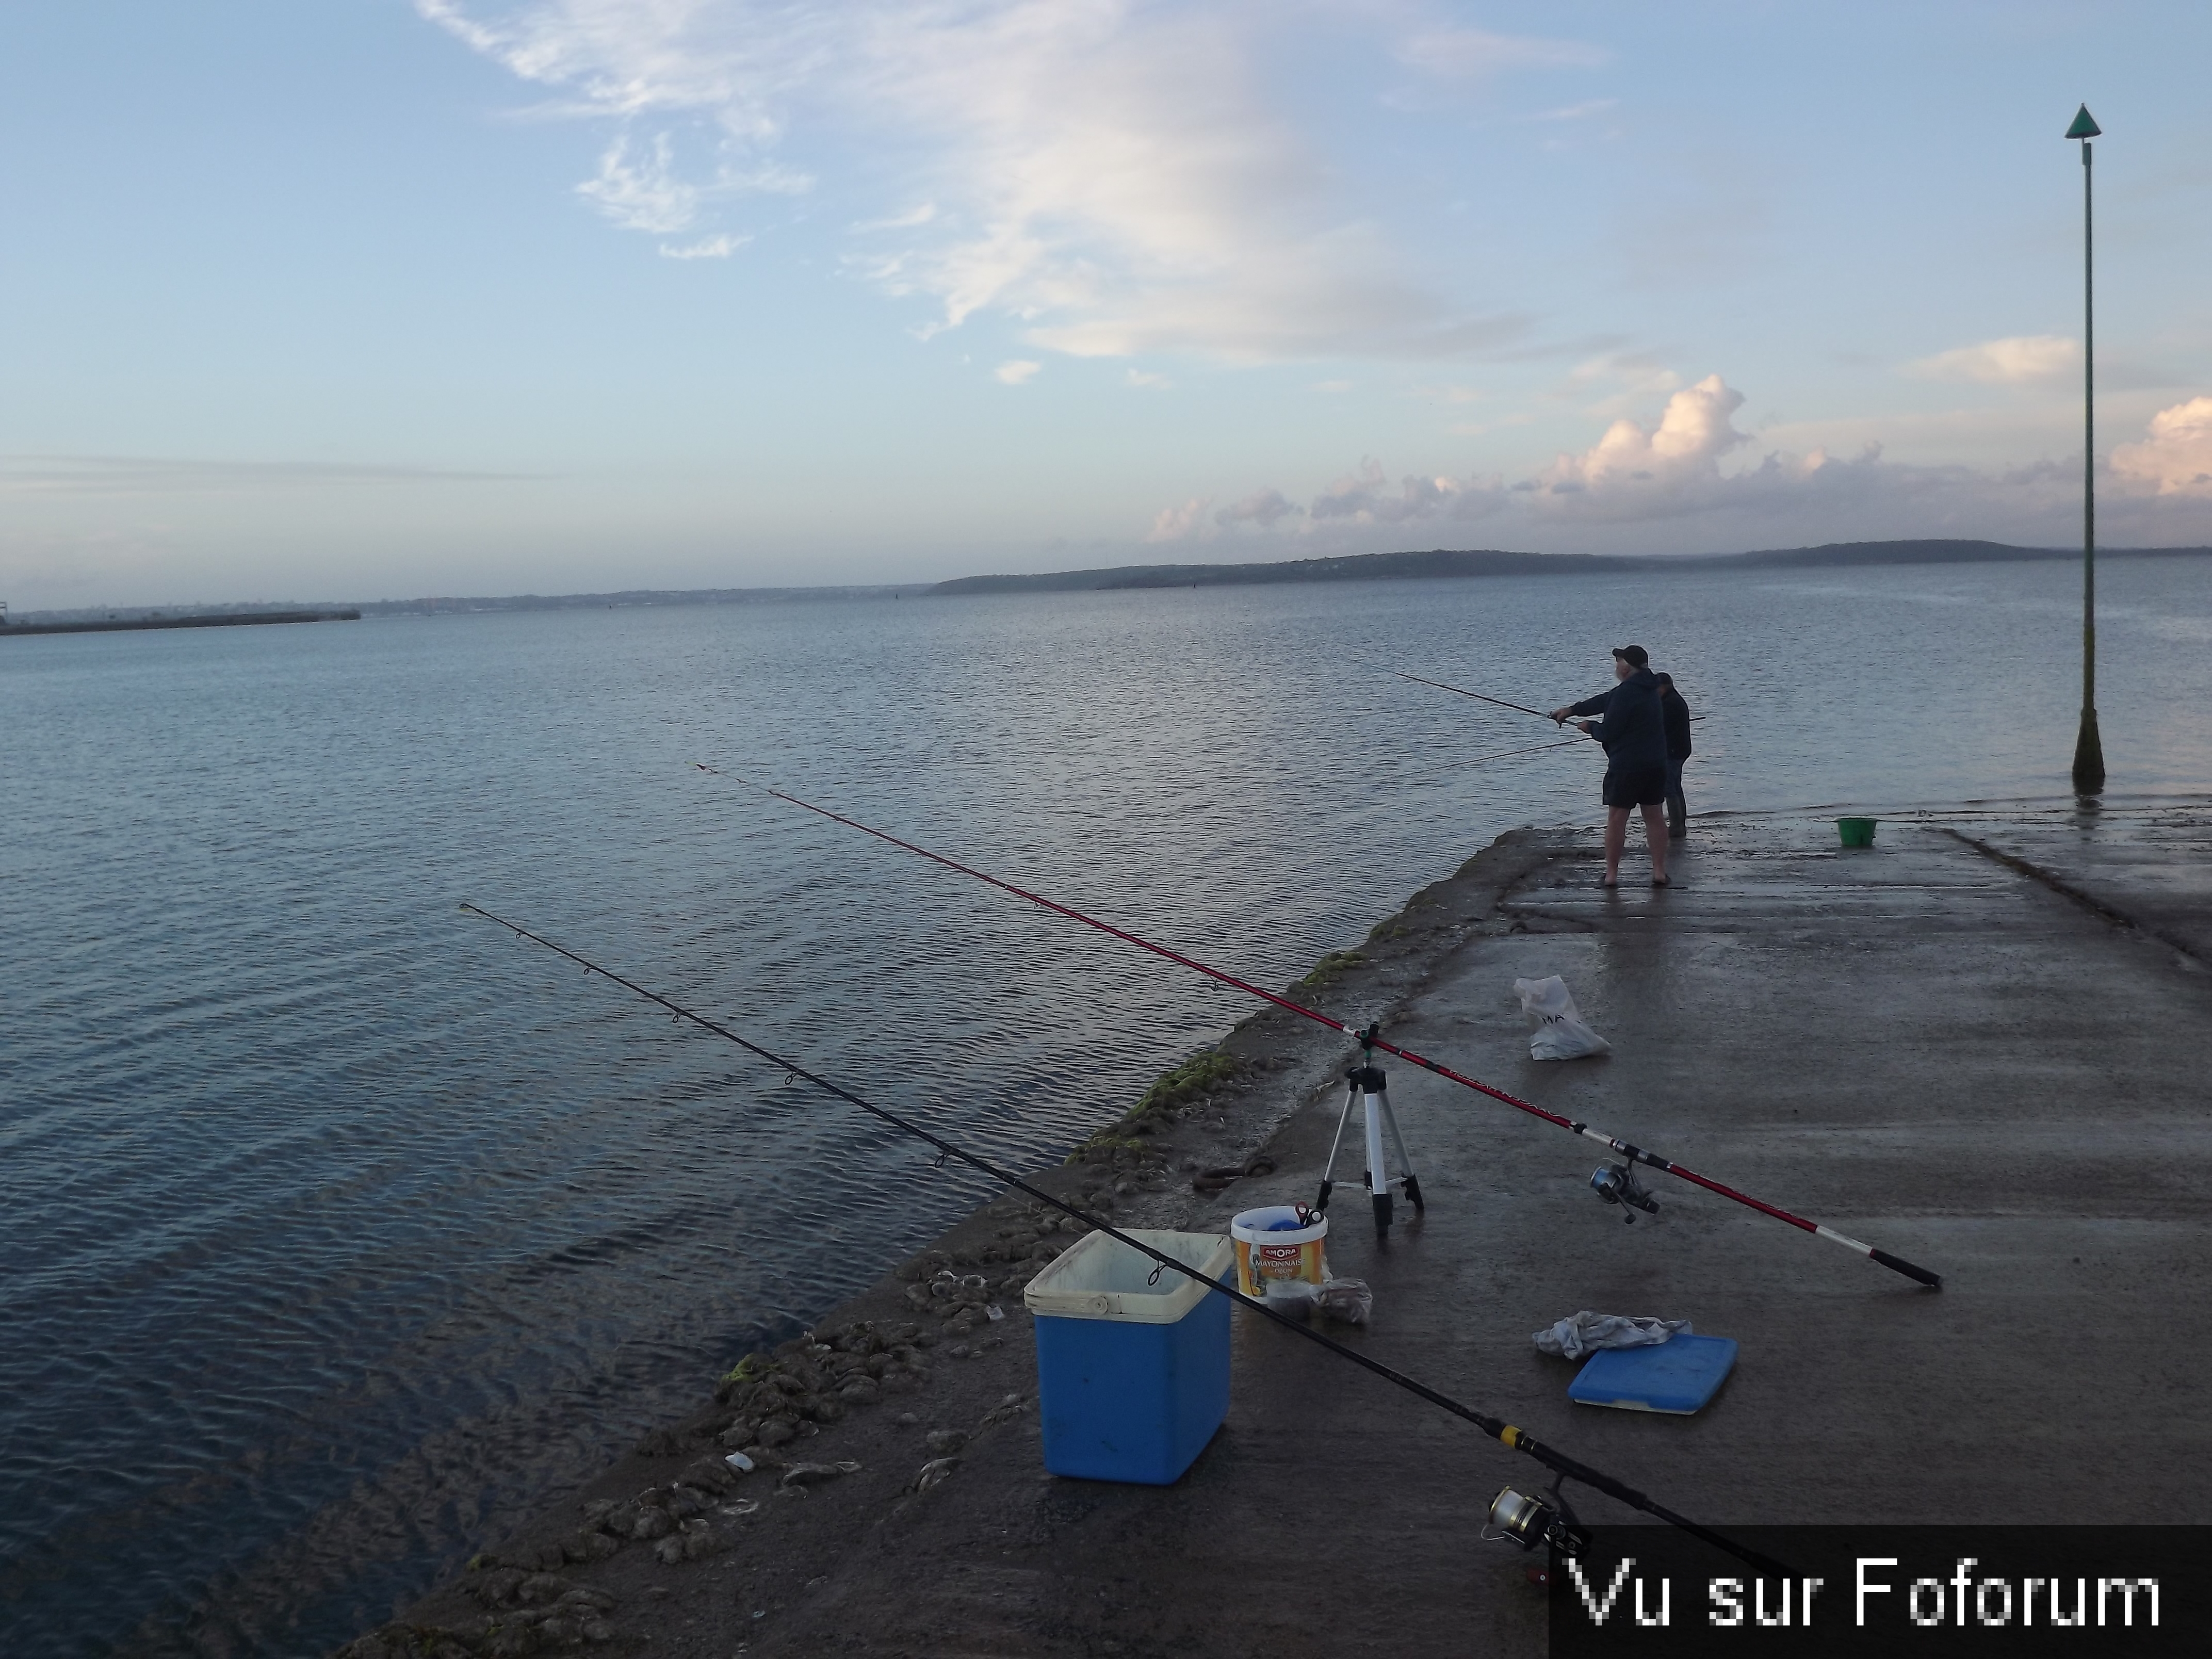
[1869,1248,1943,1289]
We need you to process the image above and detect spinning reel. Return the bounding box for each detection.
[1483,1481,1591,1557]
[1590,1159,1660,1223]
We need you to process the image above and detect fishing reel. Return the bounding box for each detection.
[1590,1160,1660,1223]
[1483,1484,1590,1557]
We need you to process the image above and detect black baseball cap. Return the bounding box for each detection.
[1612,644,1650,669]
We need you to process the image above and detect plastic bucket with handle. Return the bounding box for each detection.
[1229,1206,1328,1298]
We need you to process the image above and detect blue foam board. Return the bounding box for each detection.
[1567,1335,1737,1414]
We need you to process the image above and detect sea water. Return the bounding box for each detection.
[3,560,2207,1655]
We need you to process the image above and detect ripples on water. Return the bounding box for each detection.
[3,561,2207,1655]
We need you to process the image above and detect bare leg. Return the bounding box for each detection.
[1641,802,1670,884]
[1603,805,1630,884]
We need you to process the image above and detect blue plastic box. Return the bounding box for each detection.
[1024,1228,1234,1485]
[1568,1334,1739,1414]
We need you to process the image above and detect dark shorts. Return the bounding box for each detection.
[1602,763,1668,809]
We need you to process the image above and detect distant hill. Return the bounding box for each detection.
[929,539,2212,596]
[928,547,1634,594]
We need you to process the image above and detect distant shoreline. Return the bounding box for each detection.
[925,538,2212,595]
[12,539,2208,627]
[0,608,360,638]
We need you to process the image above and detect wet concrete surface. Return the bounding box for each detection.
[720,806,2212,1657]
[1907,792,2212,966]
[368,805,2212,1659]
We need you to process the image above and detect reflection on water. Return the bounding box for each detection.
[2,557,2206,1655]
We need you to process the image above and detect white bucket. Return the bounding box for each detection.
[1229,1206,1328,1298]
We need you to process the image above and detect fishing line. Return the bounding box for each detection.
[1393,733,1595,785]
[690,765,1943,1291]
[457,900,1782,1574]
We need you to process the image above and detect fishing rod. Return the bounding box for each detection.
[457,900,1783,1575]
[1392,670,1553,721]
[692,766,1943,1291]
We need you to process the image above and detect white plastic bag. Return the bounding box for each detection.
[1513,975,1611,1061]
[1313,1278,1373,1325]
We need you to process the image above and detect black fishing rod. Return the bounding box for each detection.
[1392,669,1554,721]
[692,766,1943,1291]
[457,900,1782,1575]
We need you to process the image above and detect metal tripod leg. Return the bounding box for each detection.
[1361,1076,1393,1232]
[1314,1077,1361,1216]
[1374,1085,1424,1215]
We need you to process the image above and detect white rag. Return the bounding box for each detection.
[1533,1310,1692,1361]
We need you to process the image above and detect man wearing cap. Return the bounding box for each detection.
[1549,646,1671,888]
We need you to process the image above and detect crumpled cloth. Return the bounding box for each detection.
[1533,1310,1691,1360]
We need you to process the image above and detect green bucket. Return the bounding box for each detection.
[1836,817,1877,848]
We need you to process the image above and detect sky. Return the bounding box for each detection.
[4,1,2212,607]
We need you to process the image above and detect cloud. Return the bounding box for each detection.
[1533,373,1749,511]
[1907,335,2080,385]
[660,232,748,258]
[1394,28,1606,77]
[578,132,703,233]
[1214,487,1298,530]
[1125,369,1171,390]
[1145,497,1211,543]
[1308,457,1502,525]
[994,359,1041,385]
[419,2,1587,362]
[1534,98,1617,122]
[1150,375,2212,549]
[0,456,529,496]
[2112,396,2212,494]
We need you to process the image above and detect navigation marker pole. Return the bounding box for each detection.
[2068,103,2106,796]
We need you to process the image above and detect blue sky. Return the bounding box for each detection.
[4,1,2211,607]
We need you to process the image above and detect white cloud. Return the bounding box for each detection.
[1535,373,1749,508]
[1125,369,1172,390]
[1309,457,1501,525]
[577,132,702,233]
[1214,487,1298,530]
[1141,374,2212,551]
[994,359,1042,385]
[1394,28,1605,77]
[2112,396,2212,494]
[1145,497,1211,543]
[0,456,527,496]
[660,232,747,258]
[418,2,1582,362]
[1907,335,2080,385]
[1534,98,1617,122]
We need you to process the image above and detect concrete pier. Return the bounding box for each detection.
[361,801,2212,1659]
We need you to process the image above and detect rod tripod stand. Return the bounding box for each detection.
[1315,1025,1425,1233]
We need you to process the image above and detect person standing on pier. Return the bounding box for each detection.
[1550,646,1670,889]
[1655,672,1693,839]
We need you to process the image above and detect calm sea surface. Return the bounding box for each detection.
[4,561,2209,1655]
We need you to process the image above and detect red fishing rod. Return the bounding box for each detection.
[693,766,1943,1290]
[458,900,1785,1576]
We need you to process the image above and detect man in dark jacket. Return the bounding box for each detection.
[1655,672,1693,838]
[1549,645,1670,888]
